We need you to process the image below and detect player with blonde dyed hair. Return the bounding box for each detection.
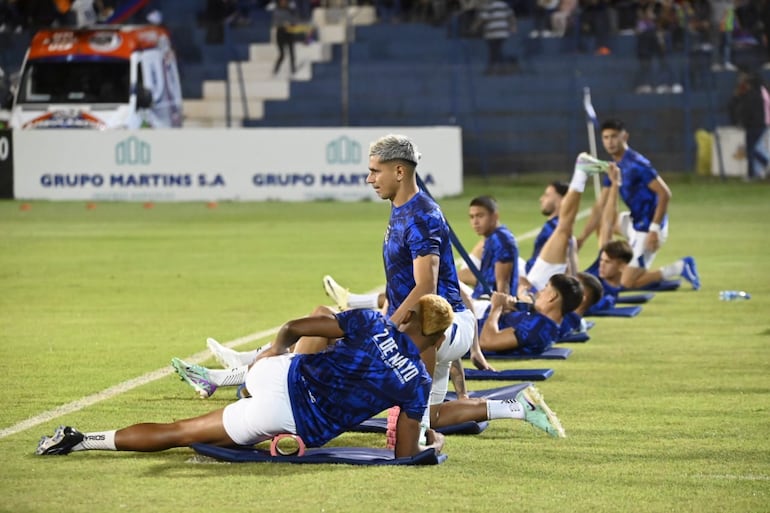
[37,294,455,459]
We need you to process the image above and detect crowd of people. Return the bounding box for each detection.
[36,125,700,460]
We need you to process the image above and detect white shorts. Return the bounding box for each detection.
[222,354,297,446]
[431,308,475,405]
[619,212,669,269]
[526,258,568,292]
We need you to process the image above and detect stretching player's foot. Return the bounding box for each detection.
[575,152,610,175]
[36,426,84,456]
[171,358,217,398]
[681,256,701,290]
[207,337,242,369]
[516,385,566,438]
[323,275,349,310]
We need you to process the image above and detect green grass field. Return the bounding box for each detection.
[1,176,768,513]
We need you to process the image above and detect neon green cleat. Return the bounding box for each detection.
[517,385,567,438]
[171,358,217,399]
[574,152,610,175]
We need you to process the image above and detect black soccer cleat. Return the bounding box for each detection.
[36,426,85,456]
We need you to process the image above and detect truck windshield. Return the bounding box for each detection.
[17,60,130,104]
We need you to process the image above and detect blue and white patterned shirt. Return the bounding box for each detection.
[287,309,432,447]
[383,191,466,315]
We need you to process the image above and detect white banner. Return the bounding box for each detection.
[13,127,463,201]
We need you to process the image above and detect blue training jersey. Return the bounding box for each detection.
[526,217,557,273]
[383,191,466,315]
[478,307,559,355]
[473,225,519,299]
[584,254,620,313]
[601,147,667,232]
[287,309,432,448]
[559,310,584,338]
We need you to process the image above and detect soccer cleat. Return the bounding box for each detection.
[516,385,566,438]
[322,275,349,311]
[171,358,217,399]
[574,152,610,175]
[206,337,242,369]
[36,426,84,456]
[681,256,701,290]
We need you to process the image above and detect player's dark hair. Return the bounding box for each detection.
[550,181,569,197]
[601,119,626,132]
[576,272,604,308]
[469,195,498,213]
[602,240,633,264]
[549,274,583,315]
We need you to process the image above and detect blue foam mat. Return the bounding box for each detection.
[625,279,681,292]
[616,292,655,304]
[352,383,532,435]
[557,331,590,343]
[191,444,447,465]
[477,346,573,360]
[354,417,489,435]
[585,305,642,318]
[445,382,531,400]
[464,368,554,380]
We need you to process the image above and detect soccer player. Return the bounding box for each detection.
[37,295,456,458]
[457,195,520,298]
[518,152,607,296]
[318,135,486,430]
[523,181,568,275]
[577,119,701,290]
[478,275,583,354]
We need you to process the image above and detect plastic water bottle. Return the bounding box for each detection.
[719,290,751,301]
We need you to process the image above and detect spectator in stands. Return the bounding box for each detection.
[688,0,714,90]
[531,0,559,37]
[729,71,769,180]
[761,0,770,68]
[577,0,612,55]
[474,0,517,75]
[272,0,297,75]
[549,0,577,38]
[709,0,736,70]
[632,0,681,94]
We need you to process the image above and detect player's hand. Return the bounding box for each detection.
[490,291,508,309]
[607,162,620,184]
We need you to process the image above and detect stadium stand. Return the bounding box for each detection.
[2,0,768,175]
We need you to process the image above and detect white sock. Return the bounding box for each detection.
[208,366,248,387]
[347,292,380,310]
[486,399,525,420]
[234,343,271,366]
[660,260,684,280]
[569,168,589,193]
[72,430,117,451]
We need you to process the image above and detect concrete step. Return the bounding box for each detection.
[203,80,289,100]
[184,98,264,120]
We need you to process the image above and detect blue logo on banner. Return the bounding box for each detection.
[326,136,361,165]
[115,136,151,166]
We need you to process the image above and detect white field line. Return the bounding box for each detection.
[0,208,591,440]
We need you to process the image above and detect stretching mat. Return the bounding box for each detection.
[557,331,590,343]
[626,279,681,292]
[586,305,642,318]
[191,444,446,465]
[476,346,573,360]
[464,368,554,381]
[615,292,655,304]
[351,383,532,436]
